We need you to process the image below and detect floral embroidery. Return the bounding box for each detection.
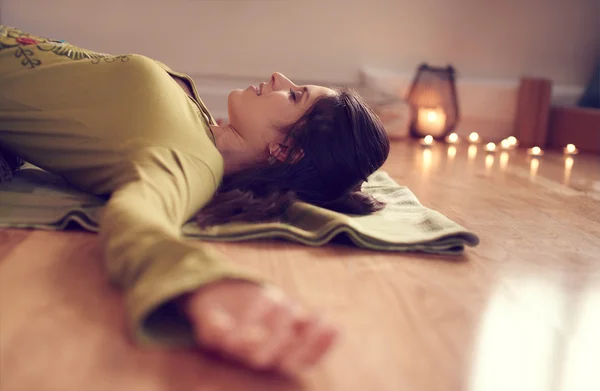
[36,41,107,61]
[90,55,130,64]
[14,47,41,69]
[1,26,42,68]
[1,25,129,67]
[1,26,44,48]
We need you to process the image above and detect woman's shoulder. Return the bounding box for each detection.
[121,54,175,76]
[129,146,224,191]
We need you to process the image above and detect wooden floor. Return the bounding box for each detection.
[1,140,599,391]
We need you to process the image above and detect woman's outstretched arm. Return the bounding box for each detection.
[98,146,263,345]
[98,146,338,373]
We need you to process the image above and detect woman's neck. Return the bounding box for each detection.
[210,124,261,176]
[172,77,261,175]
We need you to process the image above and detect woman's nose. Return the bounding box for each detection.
[271,72,282,89]
[271,72,293,90]
[272,72,284,82]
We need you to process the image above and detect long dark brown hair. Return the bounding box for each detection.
[196,87,390,227]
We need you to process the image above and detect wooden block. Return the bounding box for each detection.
[514,77,553,147]
[548,106,600,154]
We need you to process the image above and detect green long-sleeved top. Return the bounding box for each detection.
[0,25,262,345]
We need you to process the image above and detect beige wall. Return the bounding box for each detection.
[2,0,598,86]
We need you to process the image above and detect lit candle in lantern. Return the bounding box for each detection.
[563,144,579,155]
[420,134,434,146]
[468,132,480,143]
[485,142,497,153]
[407,64,459,140]
[527,146,544,156]
[507,136,518,147]
[445,132,459,144]
[417,107,447,138]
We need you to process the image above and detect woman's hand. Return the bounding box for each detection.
[179,280,338,375]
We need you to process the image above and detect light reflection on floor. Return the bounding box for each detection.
[468,276,600,391]
[468,276,566,391]
[417,142,591,195]
[405,138,599,390]
[558,285,600,391]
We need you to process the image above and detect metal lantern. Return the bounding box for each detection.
[406,64,460,140]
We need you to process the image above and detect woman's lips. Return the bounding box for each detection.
[251,83,265,96]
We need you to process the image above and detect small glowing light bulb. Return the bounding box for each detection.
[528,146,544,156]
[420,135,434,146]
[447,133,458,143]
[564,144,578,155]
[469,132,480,143]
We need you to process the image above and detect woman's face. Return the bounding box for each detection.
[227,72,336,154]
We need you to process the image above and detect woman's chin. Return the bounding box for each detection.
[227,90,240,111]
[228,89,242,98]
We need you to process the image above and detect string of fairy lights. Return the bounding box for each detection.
[417,132,579,181]
[419,132,578,155]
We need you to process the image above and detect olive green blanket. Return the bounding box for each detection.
[0,167,479,254]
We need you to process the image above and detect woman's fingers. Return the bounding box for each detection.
[220,301,274,366]
[278,317,339,374]
[223,292,300,369]
[296,323,338,368]
[250,305,295,368]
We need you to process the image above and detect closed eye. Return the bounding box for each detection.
[289,88,298,102]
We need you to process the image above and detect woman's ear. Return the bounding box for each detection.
[268,142,305,164]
